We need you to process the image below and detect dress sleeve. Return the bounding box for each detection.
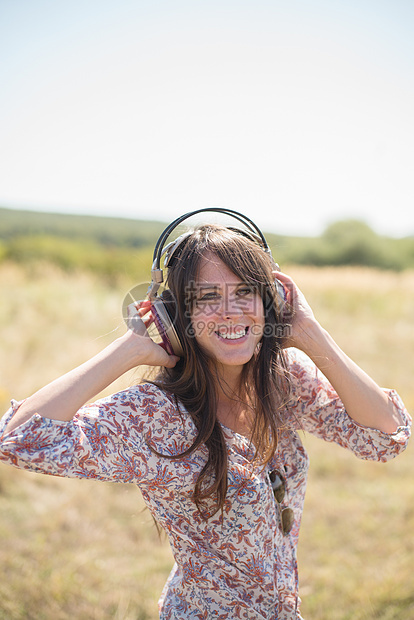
[286,348,411,462]
[0,385,172,483]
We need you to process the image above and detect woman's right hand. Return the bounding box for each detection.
[125,300,180,369]
[3,300,179,434]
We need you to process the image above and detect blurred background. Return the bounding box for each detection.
[1,0,413,237]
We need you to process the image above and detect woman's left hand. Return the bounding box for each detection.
[273,271,405,432]
[273,271,319,353]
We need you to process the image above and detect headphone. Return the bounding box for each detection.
[135,208,285,357]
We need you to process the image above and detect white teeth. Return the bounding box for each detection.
[217,329,246,340]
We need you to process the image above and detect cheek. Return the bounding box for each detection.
[191,302,222,324]
[253,301,266,338]
[190,313,217,341]
[252,317,265,341]
[251,296,265,321]
[259,305,266,324]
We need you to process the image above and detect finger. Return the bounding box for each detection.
[271,273,297,312]
[143,313,155,327]
[140,313,155,332]
[134,299,152,316]
[163,354,180,368]
[272,270,294,284]
[127,303,149,335]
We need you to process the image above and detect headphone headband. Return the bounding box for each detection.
[147,208,272,300]
[152,208,270,268]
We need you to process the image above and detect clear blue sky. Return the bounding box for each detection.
[1,0,413,236]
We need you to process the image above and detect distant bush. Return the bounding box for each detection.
[3,235,152,282]
[0,240,7,263]
[1,208,414,273]
[0,207,164,248]
[271,220,414,271]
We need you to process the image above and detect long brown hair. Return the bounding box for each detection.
[150,224,292,518]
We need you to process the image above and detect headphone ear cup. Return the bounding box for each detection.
[151,297,184,357]
[274,279,287,318]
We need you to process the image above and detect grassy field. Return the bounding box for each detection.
[0,261,413,619]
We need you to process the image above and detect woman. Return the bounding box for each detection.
[0,219,411,619]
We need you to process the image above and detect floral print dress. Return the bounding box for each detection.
[0,350,411,619]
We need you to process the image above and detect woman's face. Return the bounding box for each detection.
[189,252,265,374]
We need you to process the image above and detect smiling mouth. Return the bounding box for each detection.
[216,327,249,340]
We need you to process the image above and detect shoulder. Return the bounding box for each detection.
[283,347,339,423]
[285,347,335,395]
[125,382,177,412]
[73,382,196,456]
[89,382,174,409]
[75,382,181,434]
[131,382,184,425]
[285,347,317,377]
[124,383,197,456]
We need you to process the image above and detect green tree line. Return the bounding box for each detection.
[1,207,414,278]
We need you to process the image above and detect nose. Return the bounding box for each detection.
[221,290,244,319]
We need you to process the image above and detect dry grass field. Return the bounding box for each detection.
[0,261,413,619]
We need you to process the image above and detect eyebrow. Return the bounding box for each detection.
[196,282,250,291]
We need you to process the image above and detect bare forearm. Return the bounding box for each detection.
[299,321,404,433]
[5,334,139,434]
[3,304,179,436]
